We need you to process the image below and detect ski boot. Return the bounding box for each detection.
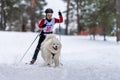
[30,59,36,64]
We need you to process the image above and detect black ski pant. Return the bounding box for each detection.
[32,34,46,60]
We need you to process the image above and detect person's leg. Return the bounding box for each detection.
[30,35,46,64]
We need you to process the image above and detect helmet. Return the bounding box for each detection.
[45,8,53,13]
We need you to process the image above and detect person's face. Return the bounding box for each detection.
[46,13,53,20]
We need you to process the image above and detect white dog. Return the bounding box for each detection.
[41,34,62,67]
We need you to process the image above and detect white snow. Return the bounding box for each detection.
[0,31,120,80]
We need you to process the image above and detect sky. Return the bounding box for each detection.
[0,31,120,80]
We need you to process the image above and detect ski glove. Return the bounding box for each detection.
[58,11,62,16]
[42,24,46,28]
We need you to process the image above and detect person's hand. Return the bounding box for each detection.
[37,28,42,33]
[42,24,46,28]
[58,11,62,16]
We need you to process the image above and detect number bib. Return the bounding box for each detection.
[42,18,55,32]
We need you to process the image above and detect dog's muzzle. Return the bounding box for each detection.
[53,46,58,50]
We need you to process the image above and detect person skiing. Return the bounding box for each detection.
[30,8,63,64]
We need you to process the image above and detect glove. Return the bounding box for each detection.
[42,24,46,28]
[58,11,62,16]
[37,29,42,32]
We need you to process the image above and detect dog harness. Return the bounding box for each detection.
[51,52,55,59]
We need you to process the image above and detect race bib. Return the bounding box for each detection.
[43,18,55,32]
[45,26,51,32]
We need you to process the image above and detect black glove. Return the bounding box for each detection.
[58,11,62,16]
[42,24,46,28]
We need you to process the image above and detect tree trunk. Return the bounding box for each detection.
[0,0,6,30]
[3,7,6,30]
[116,0,120,42]
[31,0,36,32]
[65,0,70,35]
[76,1,82,33]
[22,23,27,32]
[103,26,106,41]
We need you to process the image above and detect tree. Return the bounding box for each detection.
[95,0,115,41]
[0,0,6,30]
[116,0,120,42]
[0,0,47,31]
[76,0,81,32]
[31,0,35,32]
[63,0,97,34]
[62,0,116,37]
[0,0,16,30]
[19,0,47,32]
[66,0,70,35]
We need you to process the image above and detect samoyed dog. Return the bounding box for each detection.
[41,34,62,67]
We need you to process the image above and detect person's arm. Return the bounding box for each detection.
[38,19,45,29]
[55,11,63,23]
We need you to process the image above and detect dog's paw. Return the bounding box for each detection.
[47,64,52,67]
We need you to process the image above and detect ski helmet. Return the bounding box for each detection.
[45,8,53,14]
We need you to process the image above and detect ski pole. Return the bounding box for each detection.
[59,24,61,41]
[18,32,41,64]
[58,10,63,66]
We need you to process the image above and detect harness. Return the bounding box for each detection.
[51,52,55,59]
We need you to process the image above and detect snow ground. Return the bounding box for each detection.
[0,31,120,80]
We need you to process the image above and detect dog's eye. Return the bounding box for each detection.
[53,43,55,45]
